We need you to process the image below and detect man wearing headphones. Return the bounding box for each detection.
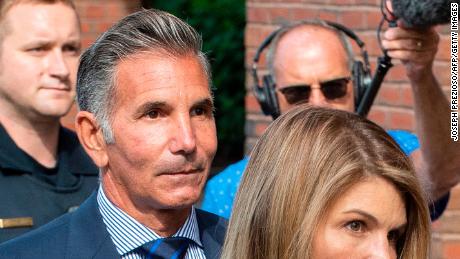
[201,20,460,221]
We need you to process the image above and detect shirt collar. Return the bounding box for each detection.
[0,124,97,177]
[97,186,203,256]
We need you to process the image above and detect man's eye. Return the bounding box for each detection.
[193,107,205,116]
[192,106,212,117]
[146,110,160,119]
[28,47,46,53]
[63,45,81,55]
[346,220,365,233]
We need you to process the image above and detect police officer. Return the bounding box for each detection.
[0,0,98,243]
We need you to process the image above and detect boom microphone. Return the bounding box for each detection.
[357,0,453,116]
[391,0,451,28]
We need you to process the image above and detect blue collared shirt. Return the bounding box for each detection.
[201,130,449,221]
[97,186,206,259]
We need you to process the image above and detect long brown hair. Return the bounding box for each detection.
[221,105,430,259]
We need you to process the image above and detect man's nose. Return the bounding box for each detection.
[47,49,70,80]
[170,115,197,155]
[308,84,328,107]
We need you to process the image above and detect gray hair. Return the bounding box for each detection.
[266,20,354,81]
[76,9,211,143]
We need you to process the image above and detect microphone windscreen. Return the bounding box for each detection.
[391,0,451,28]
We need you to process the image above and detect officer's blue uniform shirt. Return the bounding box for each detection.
[201,130,449,221]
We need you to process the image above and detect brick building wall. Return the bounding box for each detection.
[60,0,142,129]
[244,0,457,258]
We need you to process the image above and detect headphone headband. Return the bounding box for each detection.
[252,20,372,119]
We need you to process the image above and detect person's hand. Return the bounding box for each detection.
[381,24,439,82]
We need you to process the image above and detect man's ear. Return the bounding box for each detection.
[75,111,109,168]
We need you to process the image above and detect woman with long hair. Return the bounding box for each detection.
[221,105,430,259]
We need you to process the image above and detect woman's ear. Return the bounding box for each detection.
[75,111,109,168]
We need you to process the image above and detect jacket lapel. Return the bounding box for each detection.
[195,209,227,259]
[65,191,119,259]
[63,196,226,259]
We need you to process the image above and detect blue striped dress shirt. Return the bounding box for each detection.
[97,186,206,259]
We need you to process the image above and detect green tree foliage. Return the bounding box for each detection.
[146,0,246,165]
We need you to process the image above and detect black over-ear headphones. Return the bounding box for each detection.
[252,20,372,119]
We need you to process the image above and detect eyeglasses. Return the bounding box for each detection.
[278,77,351,105]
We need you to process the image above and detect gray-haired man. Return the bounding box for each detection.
[0,9,227,259]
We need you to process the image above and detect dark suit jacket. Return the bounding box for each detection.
[0,192,227,259]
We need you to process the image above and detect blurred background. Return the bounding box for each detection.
[61,1,456,257]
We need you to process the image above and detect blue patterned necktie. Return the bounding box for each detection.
[139,237,192,259]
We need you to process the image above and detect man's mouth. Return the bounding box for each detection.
[41,85,70,91]
[161,169,202,176]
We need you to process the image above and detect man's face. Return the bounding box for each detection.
[102,52,217,211]
[0,3,81,121]
[273,26,355,113]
